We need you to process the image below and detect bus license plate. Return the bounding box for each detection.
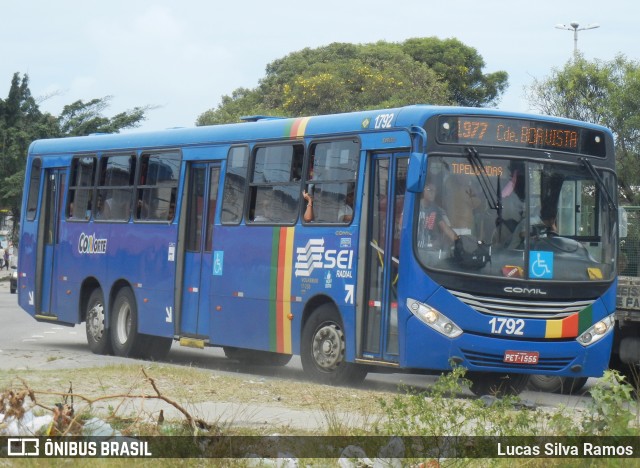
[504,350,539,365]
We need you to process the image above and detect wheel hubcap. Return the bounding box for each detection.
[312,323,344,370]
[116,304,131,345]
[88,303,105,340]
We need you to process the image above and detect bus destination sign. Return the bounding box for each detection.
[437,116,606,157]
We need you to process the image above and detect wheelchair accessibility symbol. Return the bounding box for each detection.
[213,251,224,276]
[529,251,553,279]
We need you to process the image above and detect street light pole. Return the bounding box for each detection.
[555,22,600,58]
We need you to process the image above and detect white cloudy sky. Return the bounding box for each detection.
[1,0,637,132]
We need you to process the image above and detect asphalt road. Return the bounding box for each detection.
[0,279,597,410]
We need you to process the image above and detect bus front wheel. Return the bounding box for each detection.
[110,287,143,358]
[301,305,367,385]
[85,288,112,355]
[527,375,588,394]
[467,371,529,397]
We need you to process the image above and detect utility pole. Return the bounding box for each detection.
[555,22,600,59]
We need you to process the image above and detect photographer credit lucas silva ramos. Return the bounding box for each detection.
[497,441,635,457]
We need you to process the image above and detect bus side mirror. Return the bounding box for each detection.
[407,151,427,193]
[407,125,427,193]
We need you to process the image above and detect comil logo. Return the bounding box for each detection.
[78,232,108,255]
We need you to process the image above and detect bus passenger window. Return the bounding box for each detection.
[67,156,96,221]
[95,154,135,221]
[248,144,303,225]
[135,152,181,222]
[303,140,359,224]
[221,146,249,224]
[25,158,42,221]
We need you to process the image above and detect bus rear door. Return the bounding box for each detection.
[361,153,407,362]
[179,162,221,338]
[36,168,70,322]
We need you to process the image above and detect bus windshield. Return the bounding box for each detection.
[415,154,617,282]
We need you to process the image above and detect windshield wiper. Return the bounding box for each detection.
[465,147,503,228]
[579,157,616,212]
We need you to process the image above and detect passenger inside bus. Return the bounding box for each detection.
[417,181,458,249]
[253,197,273,222]
[302,189,314,222]
[337,189,355,223]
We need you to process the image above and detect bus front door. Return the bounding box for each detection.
[362,153,407,362]
[37,168,67,321]
[179,163,220,337]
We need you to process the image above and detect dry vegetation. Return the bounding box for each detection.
[0,363,395,432]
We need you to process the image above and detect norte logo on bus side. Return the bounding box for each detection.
[78,232,108,255]
[294,238,353,277]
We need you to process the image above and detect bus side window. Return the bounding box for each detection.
[25,158,42,221]
[67,156,96,221]
[95,154,136,221]
[221,146,249,225]
[303,140,359,224]
[248,144,302,224]
[135,152,181,222]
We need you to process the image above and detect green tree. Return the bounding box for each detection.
[197,39,508,125]
[526,55,640,204]
[58,97,148,136]
[401,37,508,107]
[0,73,149,241]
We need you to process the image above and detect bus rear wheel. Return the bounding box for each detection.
[467,371,529,397]
[85,288,112,355]
[300,305,367,386]
[110,287,143,358]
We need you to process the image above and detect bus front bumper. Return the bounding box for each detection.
[403,316,614,377]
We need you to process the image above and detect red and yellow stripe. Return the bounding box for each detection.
[269,227,295,353]
[285,117,311,139]
[544,304,593,338]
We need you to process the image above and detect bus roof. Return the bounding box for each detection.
[27,105,613,156]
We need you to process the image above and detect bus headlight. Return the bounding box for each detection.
[577,314,615,347]
[406,298,463,338]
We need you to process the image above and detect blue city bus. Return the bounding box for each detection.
[17,105,618,395]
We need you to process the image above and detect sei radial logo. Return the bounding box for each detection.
[294,238,354,278]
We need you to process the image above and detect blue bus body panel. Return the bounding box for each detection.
[211,224,358,357]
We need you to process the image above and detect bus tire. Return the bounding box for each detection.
[467,371,529,397]
[527,375,588,394]
[300,305,367,386]
[110,287,143,358]
[223,347,292,366]
[85,288,112,355]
